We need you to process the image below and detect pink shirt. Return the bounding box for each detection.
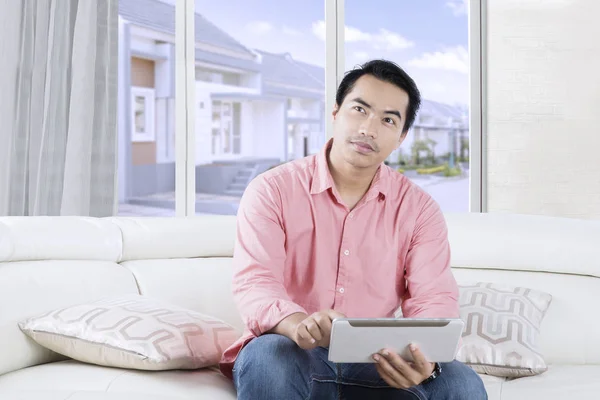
[219,140,459,379]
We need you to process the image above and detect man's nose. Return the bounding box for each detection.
[359,115,379,138]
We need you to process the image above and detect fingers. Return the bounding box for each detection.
[383,350,421,382]
[295,313,329,348]
[294,310,344,349]
[374,348,428,388]
[306,311,336,346]
[408,343,435,376]
[313,313,333,346]
[375,362,398,388]
[294,323,318,349]
[373,353,411,389]
[304,318,323,342]
[326,309,346,320]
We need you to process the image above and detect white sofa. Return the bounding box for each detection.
[0,212,598,399]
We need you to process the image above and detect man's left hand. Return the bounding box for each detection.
[372,344,434,389]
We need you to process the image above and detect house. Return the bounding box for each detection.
[256,50,326,160]
[117,0,326,202]
[389,100,469,167]
[117,0,467,209]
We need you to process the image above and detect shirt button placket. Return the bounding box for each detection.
[337,213,353,310]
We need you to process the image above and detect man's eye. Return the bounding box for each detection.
[384,118,395,125]
[354,106,365,113]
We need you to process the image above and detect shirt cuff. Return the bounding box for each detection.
[252,300,307,336]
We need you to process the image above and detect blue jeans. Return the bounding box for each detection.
[233,334,487,400]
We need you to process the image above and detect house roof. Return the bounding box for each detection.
[257,51,324,91]
[118,0,255,57]
[295,60,325,85]
[419,99,467,121]
[119,1,466,115]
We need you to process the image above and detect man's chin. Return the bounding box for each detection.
[344,153,379,169]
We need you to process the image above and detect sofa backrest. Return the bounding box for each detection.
[0,212,598,377]
[0,215,240,376]
[444,212,600,366]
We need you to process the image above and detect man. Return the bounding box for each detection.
[219,59,487,399]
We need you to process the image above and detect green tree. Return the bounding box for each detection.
[460,137,469,160]
[411,139,434,166]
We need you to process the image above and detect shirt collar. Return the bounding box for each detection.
[310,138,335,195]
[310,138,389,200]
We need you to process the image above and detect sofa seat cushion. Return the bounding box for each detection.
[479,374,505,400]
[500,364,600,399]
[1,360,598,400]
[0,391,185,400]
[0,360,236,400]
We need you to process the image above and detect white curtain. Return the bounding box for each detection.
[0,0,117,217]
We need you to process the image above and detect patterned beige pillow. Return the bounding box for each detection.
[18,294,241,370]
[456,282,553,377]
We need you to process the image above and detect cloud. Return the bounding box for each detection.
[282,26,303,37]
[345,25,371,42]
[347,51,370,68]
[246,21,273,35]
[407,46,468,74]
[311,20,326,41]
[446,0,468,16]
[372,29,414,51]
[353,51,370,62]
[311,20,413,51]
[247,21,304,38]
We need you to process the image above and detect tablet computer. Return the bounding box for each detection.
[328,318,464,364]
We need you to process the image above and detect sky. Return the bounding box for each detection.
[160,0,469,106]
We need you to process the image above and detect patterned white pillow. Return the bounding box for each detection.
[456,282,553,377]
[18,294,241,370]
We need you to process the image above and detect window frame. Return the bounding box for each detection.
[174,0,484,216]
[469,0,487,212]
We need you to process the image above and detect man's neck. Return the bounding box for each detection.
[327,145,379,198]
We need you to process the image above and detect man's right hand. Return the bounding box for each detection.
[292,309,346,349]
[268,309,347,349]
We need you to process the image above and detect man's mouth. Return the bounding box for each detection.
[351,140,375,153]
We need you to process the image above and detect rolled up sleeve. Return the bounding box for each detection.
[232,176,307,337]
[401,196,459,319]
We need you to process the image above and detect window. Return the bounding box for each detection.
[192,0,326,212]
[116,1,178,217]
[344,0,470,213]
[131,87,156,142]
[211,101,241,156]
[2,0,479,217]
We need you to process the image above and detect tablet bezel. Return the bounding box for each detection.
[327,317,464,364]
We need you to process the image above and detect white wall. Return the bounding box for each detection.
[252,101,286,160]
[195,84,212,165]
[241,72,261,90]
[486,0,600,219]
[240,102,254,158]
[194,81,259,164]
[130,36,158,55]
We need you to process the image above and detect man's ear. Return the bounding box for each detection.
[332,103,340,119]
[396,130,408,149]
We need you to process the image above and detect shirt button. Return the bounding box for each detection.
[339,287,345,294]
[349,213,354,219]
[343,250,350,256]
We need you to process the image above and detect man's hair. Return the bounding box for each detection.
[335,59,421,133]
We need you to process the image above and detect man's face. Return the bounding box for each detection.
[331,74,410,169]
